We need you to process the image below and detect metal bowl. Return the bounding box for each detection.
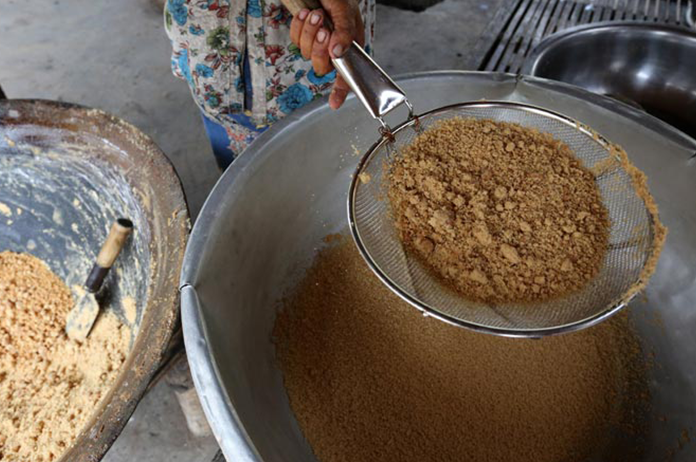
[181,72,696,462]
[523,22,696,140]
[0,100,189,461]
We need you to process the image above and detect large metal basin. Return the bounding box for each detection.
[0,100,189,461]
[523,22,696,140]
[181,72,696,461]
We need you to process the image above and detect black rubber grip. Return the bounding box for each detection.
[85,264,110,293]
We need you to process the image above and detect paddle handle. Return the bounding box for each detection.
[282,0,322,16]
[86,218,133,292]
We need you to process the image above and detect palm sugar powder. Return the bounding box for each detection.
[274,238,650,462]
[0,251,130,462]
[387,117,610,303]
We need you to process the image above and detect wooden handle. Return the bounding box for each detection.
[281,0,322,16]
[96,218,133,269]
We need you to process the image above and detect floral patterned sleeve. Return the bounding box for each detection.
[165,0,375,128]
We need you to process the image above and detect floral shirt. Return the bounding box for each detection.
[165,0,375,128]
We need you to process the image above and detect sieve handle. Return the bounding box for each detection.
[280,0,413,129]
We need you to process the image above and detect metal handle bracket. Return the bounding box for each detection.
[332,42,413,132]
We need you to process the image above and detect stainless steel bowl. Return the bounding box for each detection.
[181,72,696,462]
[523,22,696,140]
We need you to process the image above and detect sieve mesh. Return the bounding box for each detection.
[349,102,657,336]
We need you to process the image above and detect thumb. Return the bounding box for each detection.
[329,75,351,110]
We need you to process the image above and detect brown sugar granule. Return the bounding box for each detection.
[0,252,130,462]
[274,238,650,462]
[387,117,610,303]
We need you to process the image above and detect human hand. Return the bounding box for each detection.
[289,0,365,110]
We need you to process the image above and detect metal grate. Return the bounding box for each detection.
[477,0,695,73]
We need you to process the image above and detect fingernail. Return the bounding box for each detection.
[298,9,308,20]
[310,13,321,25]
[332,44,344,57]
[317,30,327,43]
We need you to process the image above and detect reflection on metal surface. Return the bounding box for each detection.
[524,23,696,140]
[333,42,410,125]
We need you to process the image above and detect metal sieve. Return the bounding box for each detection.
[281,0,662,338]
[348,99,663,337]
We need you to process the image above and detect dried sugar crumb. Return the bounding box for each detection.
[0,251,130,462]
[387,117,610,303]
[52,208,64,226]
[123,296,137,325]
[0,202,12,217]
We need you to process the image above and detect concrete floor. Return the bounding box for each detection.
[0,0,501,460]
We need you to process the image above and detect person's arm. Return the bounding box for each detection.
[289,0,365,110]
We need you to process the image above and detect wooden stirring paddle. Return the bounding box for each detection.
[65,218,133,342]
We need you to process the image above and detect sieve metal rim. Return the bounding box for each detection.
[347,100,652,338]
